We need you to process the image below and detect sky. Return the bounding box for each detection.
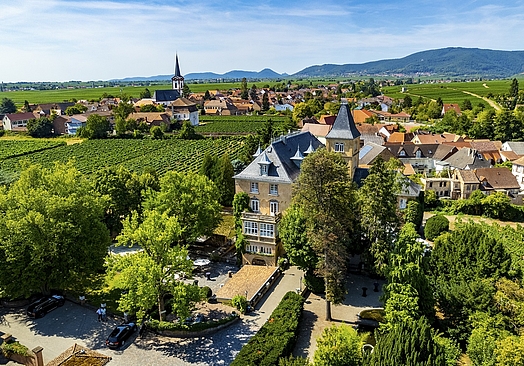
[1,0,524,82]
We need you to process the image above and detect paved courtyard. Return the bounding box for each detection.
[0,266,304,366]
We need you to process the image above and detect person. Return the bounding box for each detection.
[101,307,107,321]
[123,312,128,323]
[96,308,103,322]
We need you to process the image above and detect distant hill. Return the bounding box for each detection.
[293,47,524,78]
[114,68,285,82]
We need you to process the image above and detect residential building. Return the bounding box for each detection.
[475,167,521,202]
[420,177,458,199]
[453,169,480,199]
[412,132,462,145]
[441,103,461,116]
[170,97,199,126]
[67,115,87,135]
[501,141,524,156]
[301,123,331,145]
[443,148,492,170]
[512,156,524,192]
[204,99,239,115]
[359,142,395,167]
[385,142,438,174]
[2,112,36,131]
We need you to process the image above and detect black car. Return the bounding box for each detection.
[105,322,137,349]
[26,295,65,318]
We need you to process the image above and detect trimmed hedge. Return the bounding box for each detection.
[231,291,304,366]
[148,313,239,332]
[424,215,450,241]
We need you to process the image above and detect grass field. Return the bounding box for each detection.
[382,79,513,105]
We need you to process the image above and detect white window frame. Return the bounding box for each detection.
[260,165,268,176]
[270,201,279,216]
[250,198,260,212]
[260,223,274,238]
[269,184,278,195]
[244,221,258,235]
[250,182,259,193]
[334,142,344,152]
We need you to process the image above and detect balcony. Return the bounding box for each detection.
[242,212,281,223]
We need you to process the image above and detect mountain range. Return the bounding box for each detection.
[115,47,524,81]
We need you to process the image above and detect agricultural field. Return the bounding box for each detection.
[0,137,246,180]
[196,115,289,134]
[382,79,514,105]
[0,139,66,160]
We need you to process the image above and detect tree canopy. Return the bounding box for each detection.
[0,98,16,113]
[27,117,54,138]
[78,114,110,139]
[0,162,110,298]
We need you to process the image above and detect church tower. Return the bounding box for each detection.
[171,54,184,95]
[325,102,361,180]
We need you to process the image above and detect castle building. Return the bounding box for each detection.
[234,102,360,266]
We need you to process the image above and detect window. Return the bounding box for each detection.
[260,165,268,176]
[399,198,407,209]
[269,184,278,195]
[250,199,260,212]
[334,142,344,152]
[429,182,433,188]
[270,201,279,216]
[250,182,259,193]
[415,150,422,158]
[244,221,258,235]
[260,223,274,238]
[399,150,406,157]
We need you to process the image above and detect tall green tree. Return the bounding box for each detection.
[139,88,151,99]
[107,208,202,321]
[314,324,364,366]
[182,84,191,98]
[0,162,110,298]
[113,98,135,121]
[23,100,32,112]
[358,157,402,275]
[199,153,217,181]
[143,171,222,244]
[262,92,270,111]
[78,114,110,139]
[293,148,356,320]
[0,98,16,113]
[240,78,248,100]
[214,154,235,206]
[27,117,54,138]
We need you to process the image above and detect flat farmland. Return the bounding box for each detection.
[0,137,246,179]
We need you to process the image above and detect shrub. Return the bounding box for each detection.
[0,341,31,357]
[147,313,239,332]
[231,291,304,366]
[314,324,364,366]
[424,215,449,241]
[201,286,212,298]
[231,294,248,314]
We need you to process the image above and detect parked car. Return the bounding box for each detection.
[26,295,65,318]
[105,323,137,349]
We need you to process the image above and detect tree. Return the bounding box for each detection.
[113,99,135,122]
[493,110,523,142]
[262,92,270,111]
[249,84,258,101]
[142,171,222,244]
[0,162,110,298]
[93,166,158,236]
[107,208,203,321]
[292,102,313,123]
[150,125,164,139]
[200,153,217,181]
[402,95,412,109]
[140,104,164,112]
[27,117,54,137]
[461,99,473,111]
[424,215,449,241]
[78,114,110,139]
[214,154,235,206]
[403,199,423,229]
[182,84,191,98]
[368,317,447,366]
[467,312,512,366]
[358,157,402,275]
[65,103,87,116]
[279,205,318,282]
[139,88,151,99]
[293,149,356,320]
[204,90,212,100]
[510,78,519,99]
[179,120,200,139]
[0,98,16,113]
[314,324,364,366]
[23,100,32,112]
[240,78,248,100]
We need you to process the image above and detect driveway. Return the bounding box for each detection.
[0,266,304,366]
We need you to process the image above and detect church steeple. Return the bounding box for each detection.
[171,54,184,94]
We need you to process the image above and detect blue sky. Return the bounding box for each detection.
[1,0,524,82]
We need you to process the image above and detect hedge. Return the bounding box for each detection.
[424,215,450,241]
[231,291,304,366]
[148,313,239,332]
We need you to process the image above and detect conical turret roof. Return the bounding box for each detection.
[326,102,360,140]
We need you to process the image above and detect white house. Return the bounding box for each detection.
[512,156,524,192]
[2,112,35,131]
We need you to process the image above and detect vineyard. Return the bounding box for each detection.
[0,140,66,160]
[0,137,247,179]
[196,115,289,134]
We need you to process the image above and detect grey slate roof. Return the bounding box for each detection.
[359,142,388,165]
[444,148,492,170]
[234,131,324,183]
[325,103,360,140]
[505,142,524,155]
[174,54,182,78]
[154,90,180,102]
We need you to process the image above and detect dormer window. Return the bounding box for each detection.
[399,150,406,157]
[261,165,268,176]
[415,150,422,158]
[334,142,344,152]
[258,152,272,176]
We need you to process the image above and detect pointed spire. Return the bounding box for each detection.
[291,144,304,167]
[253,144,263,157]
[174,54,182,77]
[304,140,315,155]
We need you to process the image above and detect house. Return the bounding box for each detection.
[398,176,422,209]
[443,148,492,170]
[453,169,480,199]
[374,111,411,123]
[170,97,199,126]
[501,141,524,156]
[359,142,395,167]
[378,124,399,140]
[53,116,69,135]
[35,102,74,116]
[2,112,36,131]
[412,133,462,145]
[274,103,294,112]
[352,109,376,124]
[441,103,461,116]
[469,140,502,164]
[385,142,439,174]
[420,177,458,199]
[475,167,521,199]
[204,99,239,116]
[301,123,332,145]
[128,112,171,129]
[318,115,336,125]
[512,156,524,192]
[234,102,361,266]
[356,124,386,146]
[67,115,87,135]
[387,132,414,143]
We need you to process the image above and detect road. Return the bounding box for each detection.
[0,266,304,366]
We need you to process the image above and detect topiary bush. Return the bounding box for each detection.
[231,291,304,366]
[424,215,450,241]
